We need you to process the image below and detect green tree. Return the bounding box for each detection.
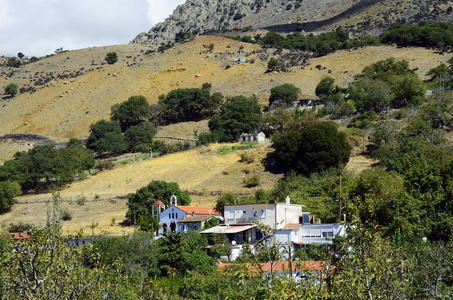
[86,120,126,154]
[124,123,157,152]
[111,95,149,131]
[350,78,394,112]
[267,58,279,71]
[268,83,300,106]
[126,180,190,222]
[0,199,125,300]
[159,88,223,122]
[137,214,161,233]
[208,95,262,142]
[6,57,21,67]
[332,220,412,299]
[272,121,350,175]
[315,77,335,102]
[158,231,215,276]
[348,167,422,237]
[0,181,21,214]
[105,52,118,64]
[4,83,18,97]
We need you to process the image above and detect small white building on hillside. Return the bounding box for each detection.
[240,132,266,143]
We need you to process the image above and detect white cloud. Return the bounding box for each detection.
[0,0,183,57]
[145,0,186,25]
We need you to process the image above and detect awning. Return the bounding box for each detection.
[201,224,256,234]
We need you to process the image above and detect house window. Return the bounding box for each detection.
[260,210,266,218]
[243,210,246,215]
[228,211,235,219]
[322,231,334,238]
[176,213,178,219]
[172,213,174,219]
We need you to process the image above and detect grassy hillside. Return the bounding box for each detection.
[1,35,452,233]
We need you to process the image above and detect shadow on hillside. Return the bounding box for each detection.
[262,152,287,175]
[263,0,381,33]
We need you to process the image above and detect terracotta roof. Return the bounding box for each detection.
[260,261,327,272]
[175,206,221,216]
[178,215,215,223]
[9,232,31,240]
[153,200,165,206]
[283,224,301,230]
[218,261,327,272]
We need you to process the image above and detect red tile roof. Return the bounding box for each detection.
[175,206,221,216]
[283,224,301,230]
[218,261,327,272]
[9,232,31,240]
[153,200,165,206]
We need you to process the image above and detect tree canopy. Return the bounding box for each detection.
[111,95,149,131]
[86,120,126,154]
[272,121,350,175]
[208,95,262,142]
[268,83,300,106]
[159,88,223,122]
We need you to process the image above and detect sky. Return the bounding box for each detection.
[0,0,185,57]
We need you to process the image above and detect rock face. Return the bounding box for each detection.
[133,0,453,46]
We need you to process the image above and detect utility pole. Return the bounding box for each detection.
[338,175,342,222]
[134,203,136,235]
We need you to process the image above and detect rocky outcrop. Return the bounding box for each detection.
[132,0,453,46]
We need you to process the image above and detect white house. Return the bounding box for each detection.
[201,196,345,259]
[158,205,222,234]
[240,132,266,143]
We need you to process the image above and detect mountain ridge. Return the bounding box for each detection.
[133,0,453,46]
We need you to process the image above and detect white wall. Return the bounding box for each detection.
[158,206,187,234]
[275,204,302,230]
[224,204,275,228]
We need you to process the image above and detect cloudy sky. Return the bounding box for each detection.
[0,0,185,57]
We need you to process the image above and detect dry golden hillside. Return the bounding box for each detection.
[1,36,452,233]
[1,35,451,146]
[0,142,281,234]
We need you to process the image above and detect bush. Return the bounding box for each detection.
[244,174,260,187]
[105,52,118,64]
[267,58,279,70]
[6,57,21,67]
[239,151,255,163]
[95,160,114,171]
[61,210,72,221]
[7,222,34,233]
[4,84,18,97]
[76,195,86,206]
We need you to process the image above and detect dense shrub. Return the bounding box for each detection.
[105,52,118,64]
[272,121,350,175]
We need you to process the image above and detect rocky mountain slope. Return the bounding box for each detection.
[133,0,453,46]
